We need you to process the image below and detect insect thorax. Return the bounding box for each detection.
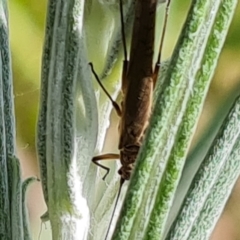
[118,146,139,180]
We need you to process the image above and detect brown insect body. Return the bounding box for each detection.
[118,0,157,181]
[90,0,170,238]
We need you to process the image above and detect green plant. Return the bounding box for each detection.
[1,0,239,239]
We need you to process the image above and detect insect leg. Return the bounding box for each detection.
[89,63,122,116]
[153,0,171,87]
[92,153,120,180]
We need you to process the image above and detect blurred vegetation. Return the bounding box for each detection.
[7,0,240,239]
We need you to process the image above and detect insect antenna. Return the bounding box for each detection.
[154,0,171,78]
[104,2,129,238]
[105,178,125,240]
[119,0,127,61]
[103,1,129,238]
[119,0,129,91]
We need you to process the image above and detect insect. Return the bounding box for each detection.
[90,0,171,238]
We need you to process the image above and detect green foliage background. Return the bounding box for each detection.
[7,0,240,239]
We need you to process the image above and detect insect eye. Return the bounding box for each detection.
[118,168,122,175]
[125,145,139,153]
